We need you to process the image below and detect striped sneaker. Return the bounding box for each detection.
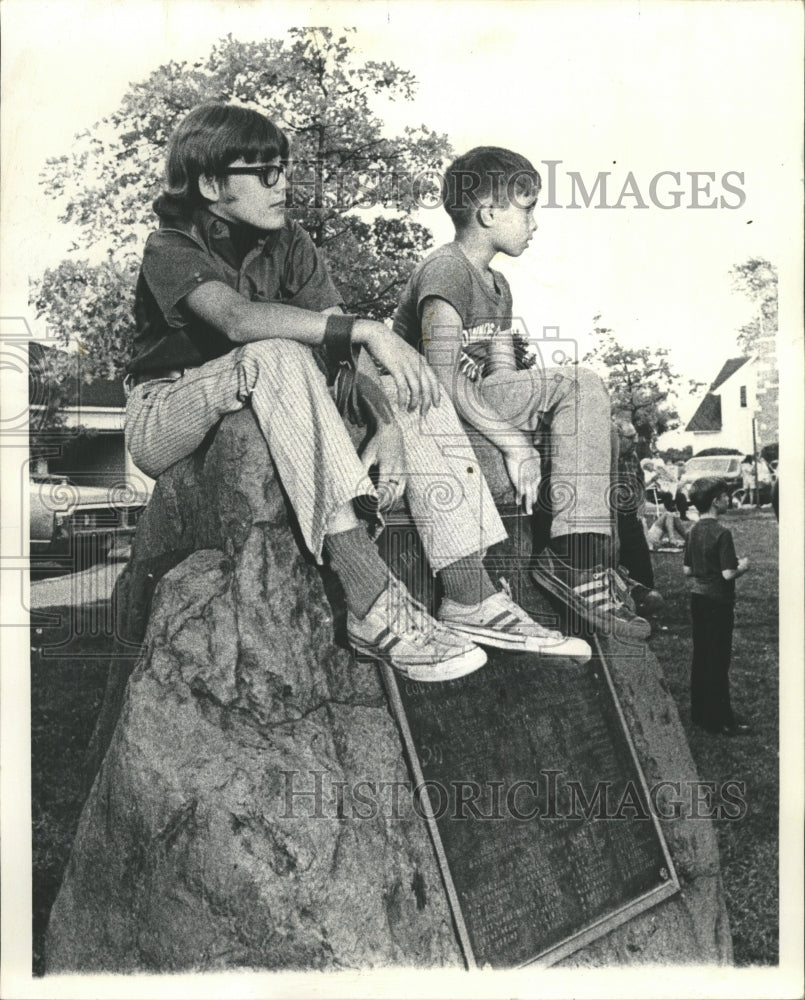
[347,580,486,682]
[532,550,651,643]
[438,582,591,664]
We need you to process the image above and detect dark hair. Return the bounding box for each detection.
[689,477,729,513]
[442,146,541,229]
[164,103,290,206]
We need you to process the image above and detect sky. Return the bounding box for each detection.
[1,0,802,440]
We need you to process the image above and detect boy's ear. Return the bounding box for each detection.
[198,174,221,204]
[477,204,496,229]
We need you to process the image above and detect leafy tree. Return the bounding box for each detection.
[31,28,452,384]
[730,257,778,356]
[583,316,692,453]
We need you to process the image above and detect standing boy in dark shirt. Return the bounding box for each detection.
[683,477,751,735]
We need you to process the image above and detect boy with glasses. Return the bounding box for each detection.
[126,104,591,682]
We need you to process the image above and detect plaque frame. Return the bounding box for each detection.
[381,635,680,969]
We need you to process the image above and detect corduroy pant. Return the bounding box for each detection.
[125,340,508,569]
[476,365,614,538]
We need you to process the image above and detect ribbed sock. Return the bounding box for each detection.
[549,533,611,573]
[440,553,496,607]
[324,526,389,619]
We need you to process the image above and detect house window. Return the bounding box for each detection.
[739,385,747,408]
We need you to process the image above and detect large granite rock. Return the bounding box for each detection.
[45,408,732,971]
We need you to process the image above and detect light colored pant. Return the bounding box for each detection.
[472,366,613,538]
[125,340,507,569]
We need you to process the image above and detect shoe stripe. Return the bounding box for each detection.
[372,626,394,647]
[575,580,610,596]
[484,610,523,629]
[576,590,614,608]
[378,635,402,653]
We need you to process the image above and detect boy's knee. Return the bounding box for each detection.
[234,339,321,391]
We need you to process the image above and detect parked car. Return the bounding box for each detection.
[677,453,774,506]
[30,475,149,574]
[678,455,744,502]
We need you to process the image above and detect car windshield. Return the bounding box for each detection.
[684,458,740,476]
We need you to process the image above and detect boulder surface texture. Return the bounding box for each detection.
[45,409,732,971]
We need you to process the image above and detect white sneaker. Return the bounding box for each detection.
[437,582,591,664]
[347,580,487,682]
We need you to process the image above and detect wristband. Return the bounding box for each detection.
[324,313,358,369]
[325,313,365,424]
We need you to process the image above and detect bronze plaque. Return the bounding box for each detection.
[382,640,678,969]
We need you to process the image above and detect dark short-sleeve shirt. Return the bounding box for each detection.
[392,243,514,381]
[129,197,344,374]
[683,518,739,603]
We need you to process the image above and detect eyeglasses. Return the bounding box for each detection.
[221,162,289,188]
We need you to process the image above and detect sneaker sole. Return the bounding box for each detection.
[532,564,651,643]
[348,636,487,682]
[438,621,592,663]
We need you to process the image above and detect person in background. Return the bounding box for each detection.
[683,477,752,736]
[642,456,689,519]
[646,510,689,551]
[612,418,664,615]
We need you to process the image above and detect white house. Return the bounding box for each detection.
[683,353,778,456]
[685,357,756,453]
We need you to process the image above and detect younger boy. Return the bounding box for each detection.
[125,105,591,684]
[683,477,751,735]
[392,147,649,642]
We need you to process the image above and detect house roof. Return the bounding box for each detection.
[28,341,125,408]
[685,392,722,433]
[710,356,749,392]
[684,356,751,433]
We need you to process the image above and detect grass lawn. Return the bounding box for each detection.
[30,614,111,977]
[30,510,779,972]
[649,508,779,965]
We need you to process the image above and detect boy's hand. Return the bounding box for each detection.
[361,421,407,512]
[354,321,441,416]
[503,446,542,514]
[738,557,750,573]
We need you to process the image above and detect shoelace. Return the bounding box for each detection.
[602,568,635,612]
[387,584,455,649]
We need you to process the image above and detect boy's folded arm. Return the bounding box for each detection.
[184,282,441,414]
[420,296,531,452]
[421,296,541,513]
[184,281,330,345]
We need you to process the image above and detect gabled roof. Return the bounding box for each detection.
[28,341,125,408]
[710,356,749,392]
[685,392,722,433]
[685,356,751,433]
